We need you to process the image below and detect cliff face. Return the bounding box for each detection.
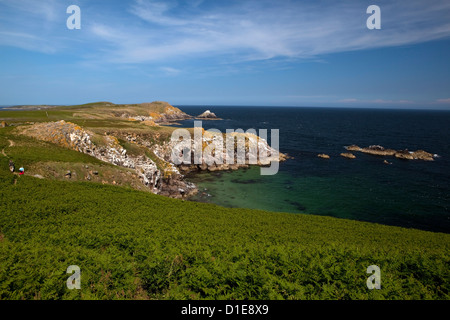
[20,120,196,198]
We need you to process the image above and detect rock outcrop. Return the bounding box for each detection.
[394,149,435,161]
[340,152,356,159]
[345,145,436,161]
[196,110,220,120]
[345,145,396,156]
[153,129,287,174]
[153,105,192,123]
[107,102,192,124]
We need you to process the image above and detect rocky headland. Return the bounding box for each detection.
[16,102,286,198]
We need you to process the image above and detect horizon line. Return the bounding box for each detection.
[1,103,450,112]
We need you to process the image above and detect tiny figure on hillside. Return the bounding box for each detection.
[19,167,24,175]
[9,160,15,172]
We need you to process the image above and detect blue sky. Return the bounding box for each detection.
[1,0,450,108]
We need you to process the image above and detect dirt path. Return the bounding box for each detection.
[1,140,14,157]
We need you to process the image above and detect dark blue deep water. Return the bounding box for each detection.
[174,106,450,233]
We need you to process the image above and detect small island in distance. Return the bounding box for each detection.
[196,109,222,120]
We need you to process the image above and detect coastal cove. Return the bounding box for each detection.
[174,106,450,234]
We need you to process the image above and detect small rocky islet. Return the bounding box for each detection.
[196,109,221,120]
[345,144,437,161]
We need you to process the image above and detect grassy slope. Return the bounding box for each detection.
[0,101,180,126]
[0,108,449,300]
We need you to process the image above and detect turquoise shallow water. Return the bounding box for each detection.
[187,164,449,233]
[175,106,450,233]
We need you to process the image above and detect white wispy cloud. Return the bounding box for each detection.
[159,66,181,75]
[338,98,415,105]
[0,0,70,53]
[436,98,450,104]
[88,0,450,64]
[2,0,450,65]
[0,30,60,53]
[0,0,60,22]
[339,99,359,103]
[129,0,190,26]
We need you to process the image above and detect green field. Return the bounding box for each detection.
[0,108,449,300]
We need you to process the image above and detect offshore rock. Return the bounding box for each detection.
[409,150,435,161]
[340,152,356,159]
[345,145,362,152]
[345,144,435,161]
[345,145,396,156]
[395,149,434,161]
[196,110,219,119]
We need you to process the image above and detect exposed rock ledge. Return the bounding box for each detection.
[345,145,437,161]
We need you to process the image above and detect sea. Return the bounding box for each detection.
[173,106,450,234]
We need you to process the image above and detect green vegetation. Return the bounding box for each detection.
[4,131,104,167]
[0,105,449,300]
[0,101,182,126]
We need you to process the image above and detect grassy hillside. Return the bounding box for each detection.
[0,123,449,300]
